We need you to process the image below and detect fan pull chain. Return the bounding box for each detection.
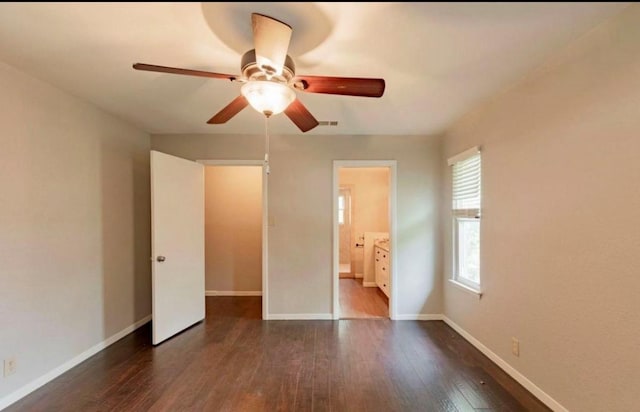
[264,115,270,175]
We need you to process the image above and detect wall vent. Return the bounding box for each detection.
[318,121,339,126]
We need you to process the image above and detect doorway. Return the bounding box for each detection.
[151,153,268,345]
[199,160,268,319]
[333,161,397,320]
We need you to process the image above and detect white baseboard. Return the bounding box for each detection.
[205,290,262,296]
[266,313,333,320]
[442,316,567,412]
[355,273,364,279]
[0,314,152,411]
[362,281,377,287]
[394,314,443,321]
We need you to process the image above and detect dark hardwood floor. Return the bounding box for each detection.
[7,297,550,411]
[340,278,389,319]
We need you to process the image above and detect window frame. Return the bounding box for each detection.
[452,214,481,290]
[449,147,482,293]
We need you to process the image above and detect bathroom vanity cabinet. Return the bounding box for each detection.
[374,241,390,298]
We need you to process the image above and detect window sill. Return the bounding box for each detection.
[448,279,483,298]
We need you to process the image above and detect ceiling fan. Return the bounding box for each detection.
[133,13,385,132]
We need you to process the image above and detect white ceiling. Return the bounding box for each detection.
[0,2,628,135]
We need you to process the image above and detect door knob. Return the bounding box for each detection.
[156,256,166,262]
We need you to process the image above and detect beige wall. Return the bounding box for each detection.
[442,5,640,411]
[204,166,262,292]
[151,134,442,317]
[338,187,352,267]
[339,168,390,276]
[0,62,150,401]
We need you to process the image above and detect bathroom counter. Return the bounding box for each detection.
[374,239,390,252]
[374,240,390,298]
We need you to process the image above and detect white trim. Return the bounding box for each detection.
[447,279,483,298]
[442,316,568,412]
[355,273,363,279]
[196,159,269,320]
[447,146,480,166]
[266,313,333,320]
[333,163,340,319]
[333,160,398,320]
[362,281,377,287]
[395,314,443,321]
[205,290,262,296]
[196,159,264,166]
[0,315,152,411]
[262,161,269,321]
[389,163,398,320]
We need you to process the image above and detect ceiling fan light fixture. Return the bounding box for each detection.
[133,13,384,132]
[240,80,295,117]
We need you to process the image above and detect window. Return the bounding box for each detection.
[449,147,481,290]
[338,194,346,225]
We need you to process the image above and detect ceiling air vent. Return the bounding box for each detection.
[318,121,339,127]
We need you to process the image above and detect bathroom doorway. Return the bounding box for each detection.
[333,161,397,319]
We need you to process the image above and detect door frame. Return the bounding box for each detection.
[197,159,268,319]
[332,160,398,320]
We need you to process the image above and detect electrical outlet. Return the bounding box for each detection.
[4,357,16,377]
[511,338,520,357]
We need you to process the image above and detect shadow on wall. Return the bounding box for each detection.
[100,135,151,341]
[132,148,151,323]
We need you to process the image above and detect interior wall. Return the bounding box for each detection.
[204,166,262,292]
[441,5,640,411]
[151,133,442,317]
[339,168,390,277]
[338,187,352,268]
[0,62,151,401]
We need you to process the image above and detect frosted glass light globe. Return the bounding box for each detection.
[241,80,296,117]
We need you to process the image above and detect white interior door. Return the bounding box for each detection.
[151,150,205,345]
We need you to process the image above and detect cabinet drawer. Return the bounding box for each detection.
[374,245,390,291]
[379,281,390,298]
[379,266,389,281]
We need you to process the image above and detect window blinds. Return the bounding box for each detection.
[452,151,481,210]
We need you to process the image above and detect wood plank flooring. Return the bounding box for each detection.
[340,278,389,319]
[6,297,550,412]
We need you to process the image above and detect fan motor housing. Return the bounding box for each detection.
[241,49,295,83]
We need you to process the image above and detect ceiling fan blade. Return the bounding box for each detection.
[133,63,237,81]
[251,13,292,76]
[207,96,249,124]
[294,75,386,98]
[284,99,319,133]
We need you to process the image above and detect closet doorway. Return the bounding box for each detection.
[199,160,267,319]
[333,161,397,320]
